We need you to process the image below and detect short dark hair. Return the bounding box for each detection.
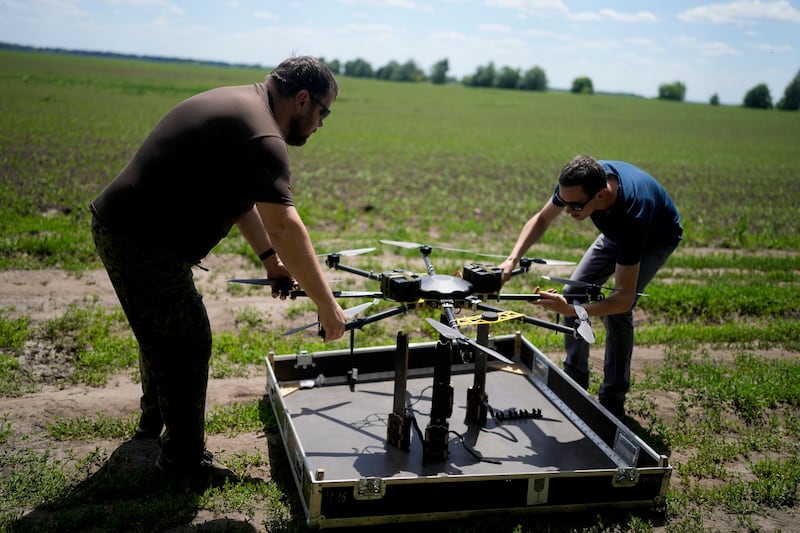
[557,155,607,196]
[268,56,338,101]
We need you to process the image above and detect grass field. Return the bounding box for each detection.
[1,50,799,532]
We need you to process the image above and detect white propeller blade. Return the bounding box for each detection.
[572,302,595,343]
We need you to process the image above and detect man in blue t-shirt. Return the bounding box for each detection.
[499,154,682,419]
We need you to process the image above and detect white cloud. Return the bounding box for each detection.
[520,28,571,40]
[674,35,740,56]
[678,0,800,25]
[598,9,658,23]
[568,11,601,22]
[752,42,793,53]
[485,0,568,17]
[339,0,419,9]
[253,11,278,20]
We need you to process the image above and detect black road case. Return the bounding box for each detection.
[264,332,670,529]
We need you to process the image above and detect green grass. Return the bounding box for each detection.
[1,49,799,532]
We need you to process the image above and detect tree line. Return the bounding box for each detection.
[321,56,800,111]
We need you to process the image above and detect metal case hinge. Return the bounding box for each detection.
[354,477,386,500]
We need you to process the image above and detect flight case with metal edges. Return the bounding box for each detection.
[264,332,671,529]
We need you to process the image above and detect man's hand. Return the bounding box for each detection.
[498,259,515,283]
[266,259,298,299]
[318,303,347,342]
[531,286,574,316]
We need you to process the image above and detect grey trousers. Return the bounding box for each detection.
[561,234,679,415]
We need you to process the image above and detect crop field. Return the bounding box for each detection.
[1,50,799,532]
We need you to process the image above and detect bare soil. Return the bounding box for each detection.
[1,253,797,532]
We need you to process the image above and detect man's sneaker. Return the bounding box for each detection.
[156,449,238,488]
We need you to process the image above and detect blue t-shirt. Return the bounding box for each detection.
[552,161,682,265]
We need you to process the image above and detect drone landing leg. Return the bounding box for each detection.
[347,329,358,392]
[466,322,489,426]
[387,331,412,450]
[424,337,454,462]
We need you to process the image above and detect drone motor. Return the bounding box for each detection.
[462,263,503,295]
[380,270,422,302]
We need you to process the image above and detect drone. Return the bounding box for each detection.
[230,239,593,349]
[229,240,596,460]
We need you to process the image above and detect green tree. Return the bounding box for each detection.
[376,59,424,82]
[463,62,496,87]
[658,81,686,101]
[776,69,800,111]
[320,57,341,75]
[430,58,449,85]
[518,66,547,91]
[571,77,594,94]
[743,83,773,109]
[710,93,720,106]
[495,66,520,89]
[344,58,374,78]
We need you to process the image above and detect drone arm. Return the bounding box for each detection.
[344,303,418,330]
[475,302,576,337]
[491,293,543,302]
[326,260,382,281]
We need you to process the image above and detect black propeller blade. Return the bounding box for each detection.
[227,278,281,286]
[541,275,649,297]
[283,301,375,336]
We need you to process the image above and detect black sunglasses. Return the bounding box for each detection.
[308,93,331,119]
[556,188,599,212]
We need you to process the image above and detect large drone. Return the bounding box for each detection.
[230,240,596,460]
[230,239,594,350]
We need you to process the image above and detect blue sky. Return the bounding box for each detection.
[1,0,798,104]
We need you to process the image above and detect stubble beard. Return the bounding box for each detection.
[284,115,309,147]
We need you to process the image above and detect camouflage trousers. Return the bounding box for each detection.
[92,215,211,465]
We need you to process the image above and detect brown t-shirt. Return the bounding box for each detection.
[91,82,293,262]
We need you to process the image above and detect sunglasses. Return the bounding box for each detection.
[309,93,331,119]
[556,188,599,212]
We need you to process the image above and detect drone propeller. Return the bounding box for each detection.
[541,275,649,297]
[317,247,376,258]
[380,240,573,265]
[227,278,282,286]
[282,301,375,336]
[380,239,505,259]
[572,302,595,343]
[425,318,514,365]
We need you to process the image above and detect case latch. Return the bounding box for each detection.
[612,467,640,488]
[294,350,316,369]
[354,477,386,500]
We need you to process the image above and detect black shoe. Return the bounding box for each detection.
[133,424,163,439]
[133,415,163,439]
[156,449,238,488]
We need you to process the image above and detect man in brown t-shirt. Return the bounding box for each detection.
[90,56,346,487]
